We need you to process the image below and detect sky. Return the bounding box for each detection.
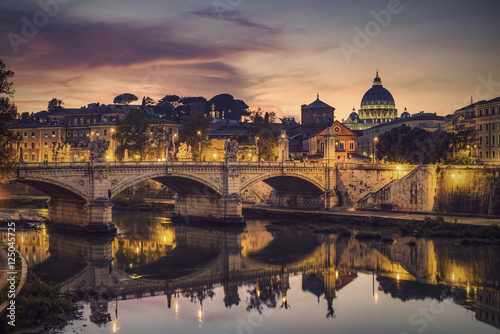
[1,0,500,122]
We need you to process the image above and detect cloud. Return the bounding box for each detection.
[190,7,279,32]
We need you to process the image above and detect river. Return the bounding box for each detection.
[1,207,499,334]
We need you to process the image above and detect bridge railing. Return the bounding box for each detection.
[16,161,329,169]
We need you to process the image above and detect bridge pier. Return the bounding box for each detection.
[48,197,115,233]
[173,194,244,224]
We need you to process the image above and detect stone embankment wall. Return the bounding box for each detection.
[336,164,415,207]
[433,166,500,216]
[353,165,500,216]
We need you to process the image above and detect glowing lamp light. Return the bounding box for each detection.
[373,292,379,303]
[198,308,203,322]
[174,300,179,314]
[452,273,455,281]
[335,270,339,280]
[397,274,400,281]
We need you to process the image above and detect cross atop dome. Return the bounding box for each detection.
[373,70,382,86]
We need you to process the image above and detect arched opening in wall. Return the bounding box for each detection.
[110,175,221,213]
[243,175,325,209]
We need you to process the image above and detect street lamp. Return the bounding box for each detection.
[111,128,116,162]
[255,136,259,161]
[197,131,202,162]
[372,137,378,164]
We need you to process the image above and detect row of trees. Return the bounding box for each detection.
[375,125,476,165]
[0,60,22,181]
[43,92,250,123]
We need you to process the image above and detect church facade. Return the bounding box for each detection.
[301,94,335,139]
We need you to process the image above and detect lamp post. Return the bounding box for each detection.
[255,136,259,161]
[197,131,202,162]
[372,137,378,164]
[111,128,116,163]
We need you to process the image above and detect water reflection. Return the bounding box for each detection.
[1,211,500,332]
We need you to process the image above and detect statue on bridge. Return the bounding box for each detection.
[176,142,193,161]
[52,141,71,162]
[88,138,110,163]
[224,139,239,162]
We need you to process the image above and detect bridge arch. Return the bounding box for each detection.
[110,171,223,198]
[240,172,325,194]
[6,175,88,201]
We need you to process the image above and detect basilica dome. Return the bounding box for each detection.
[361,71,395,107]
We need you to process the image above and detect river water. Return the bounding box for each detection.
[1,207,499,334]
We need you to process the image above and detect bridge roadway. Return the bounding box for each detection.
[9,161,338,232]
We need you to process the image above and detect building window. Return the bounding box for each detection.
[479,124,482,131]
[104,129,108,136]
[486,124,489,131]
[480,151,483,159]
[93,119,96,124]
[24,154,28,161]
[44,142,48,148]
[31,154,35,161]
[67,131,71,137]
[68,120,71,126]
[339,141,345,150]
[24,143,27,148]
[96,130,100,137]
[44,132,48,137]
[87,119,90,124]
[44,154,48,161]
[86,130,90,137]
[73,155,79,163]
[52,131,56,137]
[79,130,83,137]
[493,135,496,147]
[31,143,35,149]
[493,123,496,131]
[80,118,84,125]
[349,142,355,150]
[24,132,27,138]
[486,151,489,159]
[493,151,496,159]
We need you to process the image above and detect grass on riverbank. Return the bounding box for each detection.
[0,277,76,333]
[112,193,174,211]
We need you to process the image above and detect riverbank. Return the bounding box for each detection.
[243,205,500,226]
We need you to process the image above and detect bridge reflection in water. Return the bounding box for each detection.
[2,216,500,331]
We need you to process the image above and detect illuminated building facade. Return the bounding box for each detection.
[475,97,500,164]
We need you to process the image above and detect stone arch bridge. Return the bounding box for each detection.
[9,161,338,232]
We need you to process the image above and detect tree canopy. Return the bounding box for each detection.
[0,59,22,181]
[207,94,249,121]
[113,93,138,105]
[179,113,213,161]
[47,98,64,113]
[375,125,469,165]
